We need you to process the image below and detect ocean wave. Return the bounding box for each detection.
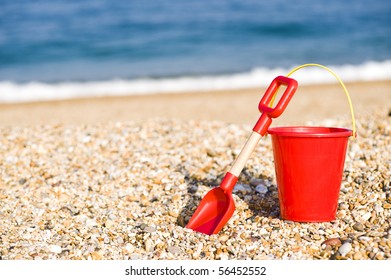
[0,60,390,103]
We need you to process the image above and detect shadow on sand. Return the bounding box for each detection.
[176,166,280,229]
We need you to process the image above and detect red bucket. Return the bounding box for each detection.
[264,64,357,222]
[268,126,352,222]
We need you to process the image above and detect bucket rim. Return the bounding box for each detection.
[268,126,353,138]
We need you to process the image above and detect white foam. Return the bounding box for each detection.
[0,60,390,103]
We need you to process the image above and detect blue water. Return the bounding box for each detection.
[0,0,389,83]
[0,0,390,103]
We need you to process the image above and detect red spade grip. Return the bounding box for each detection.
[253,76,298,135]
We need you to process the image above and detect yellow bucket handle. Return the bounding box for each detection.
[272,63,357,138]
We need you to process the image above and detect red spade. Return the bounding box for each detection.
[185,76,298,235]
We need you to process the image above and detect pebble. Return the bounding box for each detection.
[383,203,391,209]
[0,110,390,260]
[125,244,135,254]
[168,211,177,218]
[140,223,148,230]
[322,238,341,247]
[312,234,321,240]
[192,243,203,259]
[218,234,229,242]
[302,236,312,242]
[219,254,229,260]
[249,178,264,186]
[168,246,181,255]
[338,243,352,257]
[144,239,154,252]
[361,212,372,221]
[259,228,269,236]
[49,245,62,254]
[234,184,252,192]
[91,251,103,260]
[255,184,268,194]
[144,226,156,233]
[353,222,365,232]
[353,251,363,260]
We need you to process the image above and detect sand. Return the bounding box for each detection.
[0,80,390,126]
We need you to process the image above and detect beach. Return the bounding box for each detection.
[0,80,390,260]
[1,80,390,126]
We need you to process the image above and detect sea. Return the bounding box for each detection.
[0,0,390,103]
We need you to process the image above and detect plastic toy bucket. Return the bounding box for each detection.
[268,126,352,221]
[267,64,357,222]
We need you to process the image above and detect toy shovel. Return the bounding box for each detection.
[185,76,298,235]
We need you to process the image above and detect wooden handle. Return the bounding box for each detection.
[228,131,262,177]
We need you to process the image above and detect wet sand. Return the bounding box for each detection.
[0,80,390,127]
